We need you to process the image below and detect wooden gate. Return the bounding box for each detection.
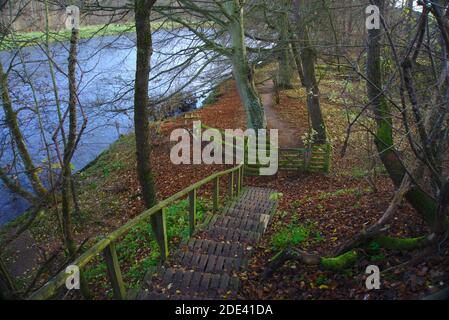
[278,148,307,171]
[245,144,331,176]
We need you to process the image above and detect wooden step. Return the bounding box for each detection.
[229,201,276,215]
[222,207,271,220]
[173,251,246,273]
[139,186,277,300]
[199,225,261,244]
[181,238,248,258]
[140,267,239,299]
[208,214,267,233]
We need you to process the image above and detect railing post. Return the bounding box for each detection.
[302,149,307,172]
[240,165,244,188]
[103,242,126,300]
[151,208,168,262]
[228,171,234,198]
[237,167,241,195]
[324,143,331,173]
[213,177,219,213]
[189,189,197,236]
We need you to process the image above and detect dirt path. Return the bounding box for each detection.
[257,79,303,148]
[4,229,42,280]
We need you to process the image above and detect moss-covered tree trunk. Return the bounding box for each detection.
[0,63,47,199]
[227,0,266,130]
[292,0,326,144]
[276,0,294,89]
[366,0,444,232]
[290,35,306,87]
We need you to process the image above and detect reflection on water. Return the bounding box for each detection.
[0,30,227,225]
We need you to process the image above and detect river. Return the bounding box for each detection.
[0,29,228,225]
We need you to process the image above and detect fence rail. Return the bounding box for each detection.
[200,123,331,175]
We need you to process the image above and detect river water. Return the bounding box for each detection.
[0,30,228,225]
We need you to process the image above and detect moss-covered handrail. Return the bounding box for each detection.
[28,163,244,300]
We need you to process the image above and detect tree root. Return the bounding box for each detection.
[262,234,434,279]
[336,175,411,255]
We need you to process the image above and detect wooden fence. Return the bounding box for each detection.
[200,124,331,175]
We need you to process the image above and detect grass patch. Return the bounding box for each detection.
[83,197,208,293]
[270,220,321,251]
[0,21,183,51]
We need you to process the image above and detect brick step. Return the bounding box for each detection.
[181,238,248,258]
[224,202,276,215]
[221,207,268,220]
[140,267,239,299]
[235,190,276,200]
[199,225,261,244]
[139,186,278,300]
[173,251,246,273]
[208,214,267,233]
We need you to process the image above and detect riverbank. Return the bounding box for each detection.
[0,21,181,51]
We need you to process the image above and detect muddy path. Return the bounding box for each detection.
[257,78,304,148]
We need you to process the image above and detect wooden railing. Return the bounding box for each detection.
[29,163,244,300]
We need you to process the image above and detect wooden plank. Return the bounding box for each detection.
[205,255,217,273]
[190,272,202,292]
[200,273,211,291]
[213,177,219,213]
[237,167,241,195]
[103,242,126,300]
[181,271,194,290]
[189,189,197,236]
[228,172,234,198]
[151,208,168,262]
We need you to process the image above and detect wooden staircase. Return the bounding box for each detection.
[138,187,277,300]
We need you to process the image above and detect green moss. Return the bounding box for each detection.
[320,250,358,271]
[84,197,208,292]
[374,235,428,251]
[270,224,311,251]
[375,98,394,152]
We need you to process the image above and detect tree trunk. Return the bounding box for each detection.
[366,0,444,232]
[61,28,78,257]
[292,0,326,144]
[134,0,158,209]
[290,35,306,87]
[0,256,17,299]
[60,28,91,299]
[227,0,266,129]
[0,62,48,198]
[277,0,294,89]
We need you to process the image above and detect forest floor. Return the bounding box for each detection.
[238,65,449,300]
[2,63,448,299]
